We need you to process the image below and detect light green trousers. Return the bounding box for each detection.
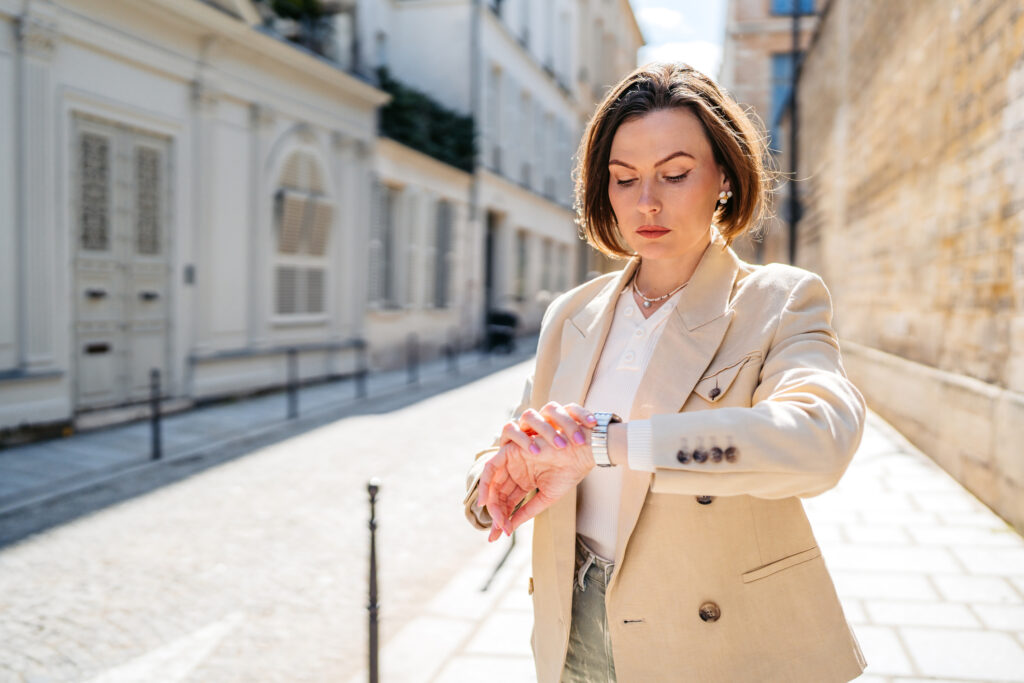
[560,535,618,683]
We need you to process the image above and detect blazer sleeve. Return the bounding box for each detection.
[462,371,534,530]
[642,272,866,499]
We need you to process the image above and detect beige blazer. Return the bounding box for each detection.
[464,229,867,683]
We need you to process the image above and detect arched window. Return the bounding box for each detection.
[273,151,332,317]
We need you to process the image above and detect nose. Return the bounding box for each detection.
[637,179,660,216]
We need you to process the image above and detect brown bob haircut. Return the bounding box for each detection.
[573,62,773,257]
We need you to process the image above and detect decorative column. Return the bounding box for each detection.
[189,77,218,355]
[16,3,58,369]
[248,102,275,348]
[330,130,355,340]
[351,138,373,333]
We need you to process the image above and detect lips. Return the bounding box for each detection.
[637,225,670,238]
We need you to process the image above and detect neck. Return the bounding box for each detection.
[634,238,711,298]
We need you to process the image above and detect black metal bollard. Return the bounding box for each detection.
[150,368,162,461]
[287,348,298,419]
[406,333,419,386]
[367,478,381,683]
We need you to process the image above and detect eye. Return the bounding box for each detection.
[666,173,689,182]
[615,178,637,186]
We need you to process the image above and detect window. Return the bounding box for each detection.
[515,230,528,301]
[770,51,801,152]
[375,30,388,68]
[488,64,502,172]
[543,113,555,197]
[520,90,532,186]
[558,244,569,291]
[541,238,553,292]
[520,0,530,45]
[433,200,454,308]
[771,0,814,15]
[368,181,399,308]
[273,152,332,317]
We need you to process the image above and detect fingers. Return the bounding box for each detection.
[519,402,591,450]
[499,420,540,455]
[518,408,566,450]
[509,491,554,533]
[563,403,598,430]
[478,448,508,510]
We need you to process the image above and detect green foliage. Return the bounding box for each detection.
[269,0,327,20]
[376,68,477,173]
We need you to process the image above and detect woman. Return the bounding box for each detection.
[462,63,866,683]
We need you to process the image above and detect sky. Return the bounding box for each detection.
[629,0,728,79]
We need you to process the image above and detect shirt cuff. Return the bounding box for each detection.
[626,419,655,472]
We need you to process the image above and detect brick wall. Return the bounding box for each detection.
[795,0,1024,529]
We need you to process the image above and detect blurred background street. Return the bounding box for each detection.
[2,0,1024,680]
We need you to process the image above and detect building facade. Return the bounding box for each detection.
[362,0,643,334]
[0,0,644,435]
[791,0,1024,531]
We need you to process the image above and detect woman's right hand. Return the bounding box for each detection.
[498,401,596,455]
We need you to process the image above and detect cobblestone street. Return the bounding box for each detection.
[2,358,1024,682]
[0,361,532,682]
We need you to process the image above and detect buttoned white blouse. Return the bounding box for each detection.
[577,284,682,561]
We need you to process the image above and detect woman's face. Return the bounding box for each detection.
[607,107,730,265]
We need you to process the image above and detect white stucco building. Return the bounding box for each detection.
[0,0,643,435]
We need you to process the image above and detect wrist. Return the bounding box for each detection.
[607,422,627,466]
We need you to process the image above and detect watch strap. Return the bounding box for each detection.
[591,412,622,467]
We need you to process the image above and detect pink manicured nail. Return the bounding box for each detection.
[554,435,568,448]
[585,414,597,423]
[529,442,541,454]
[573,430,585,445]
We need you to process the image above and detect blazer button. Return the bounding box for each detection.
[692,449,708,463]
[695,495,714,505]
[710,447,723,462]
[699,602,721,622]
[676,449,690,464]
[724,446,739,462]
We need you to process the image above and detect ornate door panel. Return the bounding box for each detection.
[72,116,171,411]
[125,135,171,402]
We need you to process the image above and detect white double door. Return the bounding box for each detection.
[72,115,171,411]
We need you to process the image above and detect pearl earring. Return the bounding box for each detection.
[718,190,733,206]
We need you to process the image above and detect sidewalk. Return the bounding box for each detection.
[0,339,538,546]
[354,411,1024,683]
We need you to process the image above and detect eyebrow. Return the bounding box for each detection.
[608,150,696,170]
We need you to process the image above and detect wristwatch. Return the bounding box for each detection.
[591,412,622,467]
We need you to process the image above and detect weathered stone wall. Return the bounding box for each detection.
[795,0,1024,529]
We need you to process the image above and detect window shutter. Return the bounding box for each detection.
[367,180,386,306]
[434,200,452,308]
[307,199,332,257]
[276,266,299,314]
[306,268,325,314]
[277,190,307,254]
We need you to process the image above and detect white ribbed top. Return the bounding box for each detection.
[577,286,680,561]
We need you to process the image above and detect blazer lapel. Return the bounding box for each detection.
[546,258,639,623]
[608,233,742,590]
